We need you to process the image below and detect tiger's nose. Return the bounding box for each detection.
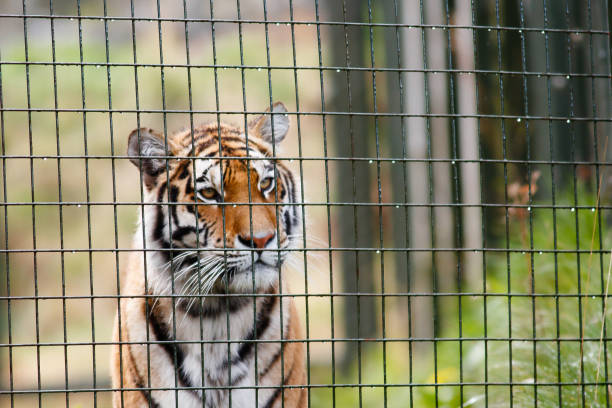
[238,232,275,249]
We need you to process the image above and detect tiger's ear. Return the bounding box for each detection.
[127,128,170,188]
[249,102,290,145]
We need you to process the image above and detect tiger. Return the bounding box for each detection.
[111,102,307,408]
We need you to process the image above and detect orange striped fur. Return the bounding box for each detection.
[111,103,307,408]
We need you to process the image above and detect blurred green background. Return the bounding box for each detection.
[0,0,611,407]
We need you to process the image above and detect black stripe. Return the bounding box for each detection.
[263,388,281,408]
[279,184,286,200]
[194,131,270,156]
[169,186,180,223]
[199,223,210,247]
[156,240,171,264]
[176,161,190,179]
[153,183,166,241]
[230,296,285,386]
[156,181,167,203]
[230,296,278,366]
[259,344,282,379]
[276,168,287,201]
[134,377,162,408]
[172,226,196,241]
[184,175,194,195]
[152,182,167,242]
[180,294,250,319]
[237,295,278,361]
[220,135,267,150]
[284,169,299,223]
[264,364,295,408]
[261,365,294,408]
[152,206,165,243]
[259,311,289,379]
[277,169,297,238]
[167,185,197,247]
[223,162,230,183]
[220,294,278,372]
[126,327,162,408]
[147,300,199,398]
[195,137,220,155]
[283,211,293,238]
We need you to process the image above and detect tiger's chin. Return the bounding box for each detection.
[176,257,285,297]
[191,247,288,294]
[226,260,284,293]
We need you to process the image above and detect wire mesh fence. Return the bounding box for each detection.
[0,0,611,407]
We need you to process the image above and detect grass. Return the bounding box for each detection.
[319,184,612,408]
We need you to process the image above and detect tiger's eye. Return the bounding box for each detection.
[200,187,218,200]
[260,177,274,191]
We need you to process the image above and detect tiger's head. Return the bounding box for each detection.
[127,102,300,297]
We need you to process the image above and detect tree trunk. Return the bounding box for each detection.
[401,0,434,340]
[326,0,378,372]
[425,0,456,295]
[452,1,483,290]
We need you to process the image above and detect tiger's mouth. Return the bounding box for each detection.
[222,251,287,277]
[162,247,287,297]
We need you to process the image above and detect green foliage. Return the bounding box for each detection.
[325,185,611,407]
[477,186,612,407]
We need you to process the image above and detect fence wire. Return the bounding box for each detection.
[0,0,611,407]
